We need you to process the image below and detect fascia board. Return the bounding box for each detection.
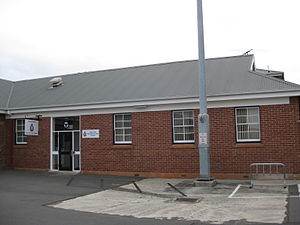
[8,90,300,115]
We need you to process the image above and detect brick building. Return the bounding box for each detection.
[1,55,300,178]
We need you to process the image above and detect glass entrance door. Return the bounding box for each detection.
[59,132,72,171]
[51,117,80,171]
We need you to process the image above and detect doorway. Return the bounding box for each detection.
[51,117,80,171]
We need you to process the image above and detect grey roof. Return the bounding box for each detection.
[0,78,13,110]
[4,55,300,109]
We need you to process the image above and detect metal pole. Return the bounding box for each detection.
[196,0,213,181]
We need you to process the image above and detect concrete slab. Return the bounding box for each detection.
[51,178,295,224]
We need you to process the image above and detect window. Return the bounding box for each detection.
[16,119,27,144]
[173,110,194,143]
[114,114,132,144]
[235,107,260,142]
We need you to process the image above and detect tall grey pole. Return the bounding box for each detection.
[196,0,213,181]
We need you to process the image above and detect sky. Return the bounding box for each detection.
[0,0,300,84]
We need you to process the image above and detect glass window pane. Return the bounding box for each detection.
[173,112,183,118]
[125,129,131,135]
[74,132,80,151]
[53,132,58,152]
[185,126,194,133]
[237,108,247,116]
[249,124,259,132]
[115,129,123,135]
[74,155,80,170]
[174,119,183,126]
[174,127,184,134]
[115,135,123,142]
[185,133,194,141]
[115,121,123,128]
[125,135,132,142]
[124,114,131,121]
[248,108,258,116]
[248,115,258,123]
[124,122,131,127]
[115,115,123,121]
[249,132,259,139]
[52,155,58,170]
[184,118,194,126]
[238,124,249,132]
[175,134,184,141]
[184,111,193,118]
[237,116,247,124]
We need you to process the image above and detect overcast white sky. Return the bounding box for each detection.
[0,0,300,84]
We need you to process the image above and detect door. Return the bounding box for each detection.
[51,117,80,171]
[59,132,72,171]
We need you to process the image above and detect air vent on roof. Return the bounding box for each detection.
[49,77,63,88]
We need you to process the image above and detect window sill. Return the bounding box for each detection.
[112,145,132,149]
[171,144,197,149]
[13,144,28,149]
[234,143,264,148]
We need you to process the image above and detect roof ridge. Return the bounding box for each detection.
[206,54,253,61]
[12,55,252,82]
[14,60,198,82]
[6,84,14,110]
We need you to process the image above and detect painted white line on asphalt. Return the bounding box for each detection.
[229,195,298,199]
[228,184,241,198]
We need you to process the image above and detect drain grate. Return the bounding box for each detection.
[175,197,202,203]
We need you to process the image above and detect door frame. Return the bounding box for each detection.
[50,117,81,172]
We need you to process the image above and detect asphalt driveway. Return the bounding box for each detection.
[0,169,299,225]
[0,170,191,225]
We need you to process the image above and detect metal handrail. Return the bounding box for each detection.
[249,163,287,188]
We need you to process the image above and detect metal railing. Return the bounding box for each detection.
[249,163,287,188]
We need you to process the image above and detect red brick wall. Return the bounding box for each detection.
[8,118,50,170]
[82,97,300,177]
[81,111,199,175]
[210,97,300,175]
[0,115,9,168]
[6,97,300,177]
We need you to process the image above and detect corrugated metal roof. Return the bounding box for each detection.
[5,55,300,109]
[0,78,13,110]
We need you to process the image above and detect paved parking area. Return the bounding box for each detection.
[0,169,299,225]
[53,178,300,224]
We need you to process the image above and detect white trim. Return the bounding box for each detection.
[114,113,132,144]
[7,89,299,114]
[235,107,261,142]
[15,119,27,144]
[7,97,290,119]
[0,109,6,114]
[172,110,195,144]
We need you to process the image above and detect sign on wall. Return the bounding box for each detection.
[82,129,100,138]
[199,133,208,145]
[25,119,39,136]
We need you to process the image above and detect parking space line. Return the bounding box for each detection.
[229,195,296,199]
[228,184,241,198]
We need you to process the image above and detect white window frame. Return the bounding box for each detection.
[172,110,195,144]
[114,113,132,144]
[16,119,27,144]
[235,107,261,142]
